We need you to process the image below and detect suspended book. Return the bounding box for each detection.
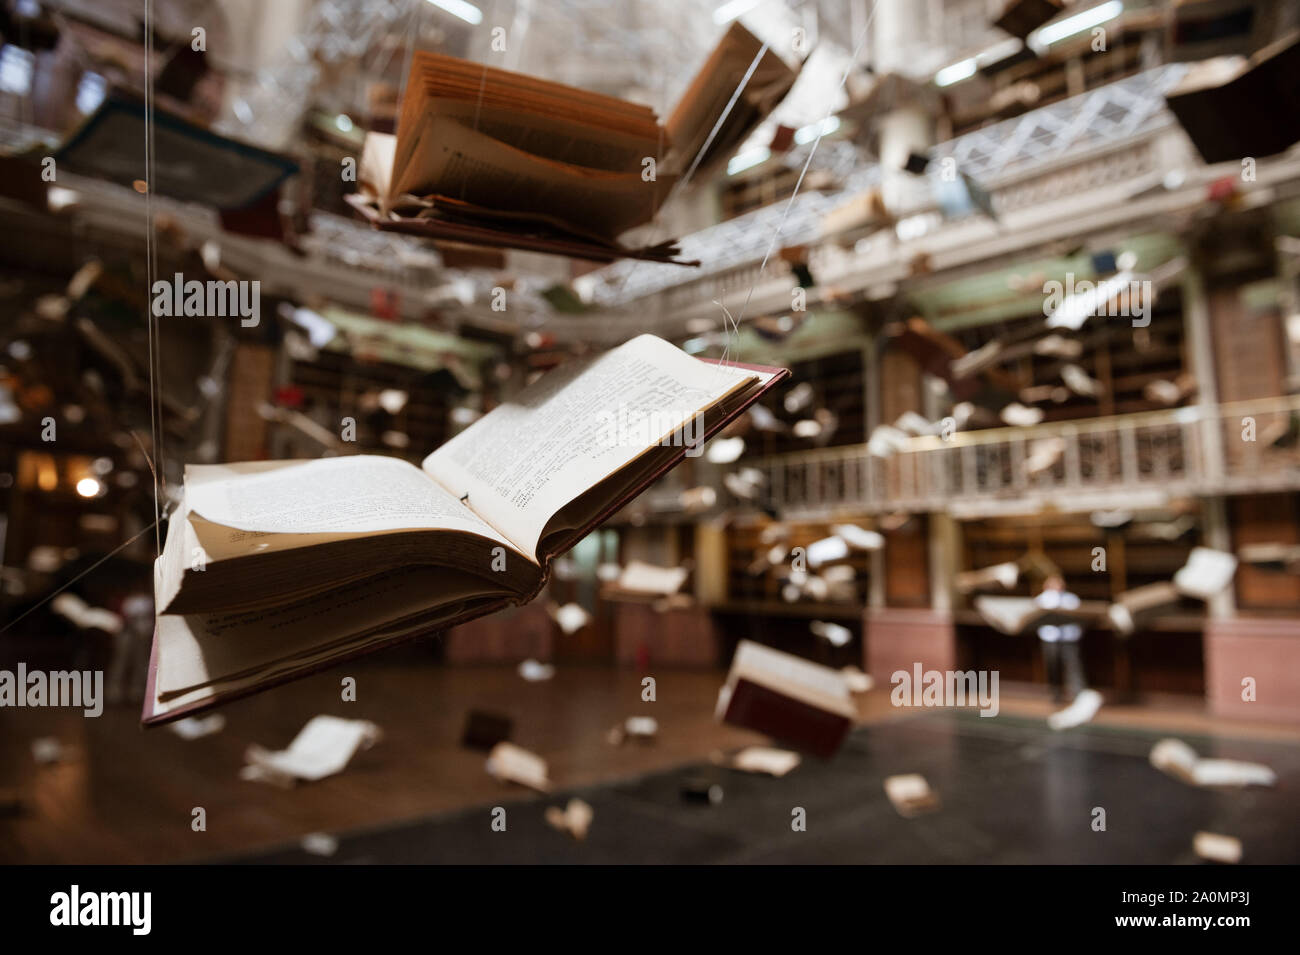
[665,21,802,176]
[353,50,690,264]
[1165,31,1300,164]
[54,92,298,210]
[143,336,787,724]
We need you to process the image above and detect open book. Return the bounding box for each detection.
[143,335,788,724]
[353,48,680,263]
[351,23,799,264]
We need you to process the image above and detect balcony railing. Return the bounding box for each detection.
[749,395,1300,518]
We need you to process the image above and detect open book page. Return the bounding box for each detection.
[665,22,799,174]
[393,114,671,240]
[153,565,506,717]
[413,100,659,174]
[422,335,757,558]
[183,455,517,553]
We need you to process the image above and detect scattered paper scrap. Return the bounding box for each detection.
[831,523,884,551]
[1024,436,1065,477]
[300,832,340,858]
[810,619,852,647]
[894,411,937,436]
[867,424,909,457]
[1047,688,1102,731]
[486,742,550,791]
[884,773,940,817]
[1239,542,1300,573]
[1149,738,1276,788]
[550,602,592,635]
[31,737,64,765]
[1033,334,1082,359]
[783,382,814,414]
[50,593,123,634]
[1174,547,1238,600]
[608,715,659,745]
[806,535,850,567]
[544,798,594,840]
[614,560,688,596]
[722,746,802,777]
[724,468,766,500]
[705,436,746,464]
[1061,364,1101,397]
[1107,581,1180,635]
[1193,831,1242,864]
[841,665,874,693]
[956,561,1019,593]
[241,716,381,787]
[518,659,555,682]
[169,714,226,740]
[1000,402,1044,427]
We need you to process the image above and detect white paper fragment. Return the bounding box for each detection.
[242,716,381,786]
[1193,831,1242,864]
[544,798,593,840]
[169,714,226,740]
[705,436,746,463]
[783,382,814,414]
[624,716,658,738]
[831,523,884,551]
[1173,547,1238,600]
[518,659,555,682]
[726,746,801,777]
[810,619,852,647]
[894,411,936,436]
[806,536,850,567]
[300,832,340,857]
[550,602,592,635]
[1047,688,1102,731]
[615,560,688,595]
[50,593,123,634]
[1150,738,1276,788]
[867,424,910,457]
[884,773,940,816]
[1061,364,1100,396]
[1000,402,1044,427]
[486,742,550,791]
[31,737,64,765]
[841,665,874,693]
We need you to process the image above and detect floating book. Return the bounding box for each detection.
[354,23,797,264]
[354,48,680,262]
[55,92,298,210]
[665,21,802,176]
[1165,31,1300,164]
[716,639,856,758]
[143,336,787,724]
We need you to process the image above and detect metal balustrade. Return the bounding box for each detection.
[743,395,1300,519]
[582,64,1191,310]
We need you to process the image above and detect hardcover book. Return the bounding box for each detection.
[143,334,787,724]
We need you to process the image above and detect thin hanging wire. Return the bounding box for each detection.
[721,0,882,366]
[144,0,162,556]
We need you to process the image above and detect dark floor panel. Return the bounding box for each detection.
[235,712,1300,864]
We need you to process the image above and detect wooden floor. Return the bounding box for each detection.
[2,654,1297,864]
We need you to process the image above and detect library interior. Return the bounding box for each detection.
[1,0,1299,866]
